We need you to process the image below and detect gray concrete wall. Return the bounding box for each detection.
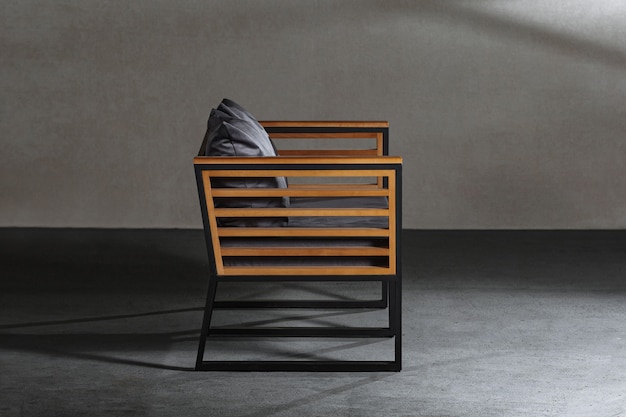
[2,1,625,229]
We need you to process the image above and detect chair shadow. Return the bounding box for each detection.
[0,307,387,371]
[0,229,393,371]
[0,307,205,330]
[0,329,199,371]
[0,307,204,371]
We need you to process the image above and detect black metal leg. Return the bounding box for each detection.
[381,280,388,309]
[195,278,218,370]
[390,277,402,370]
[196,276,401,372]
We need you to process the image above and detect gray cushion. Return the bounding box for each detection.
[287,196,388,229]
[204,99,288,227]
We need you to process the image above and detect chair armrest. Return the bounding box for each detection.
[259,121,390,157]
[193,156,401,165]
[260,121,389,129]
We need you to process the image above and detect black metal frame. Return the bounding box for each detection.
[194,124,401,372]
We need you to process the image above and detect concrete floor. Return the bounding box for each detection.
[1,228,625,417]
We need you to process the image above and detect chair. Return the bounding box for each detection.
[194,120,402,371]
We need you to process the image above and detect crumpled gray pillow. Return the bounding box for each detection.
[204,99,289,227]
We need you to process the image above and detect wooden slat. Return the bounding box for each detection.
[207,169,396,178]
[214,208,389,217]
[217,227,390,237]
[222,266,393,276]
[194,156,402,165]
[286,183,378,189]
[221,247,389,257]
[260,121,389,128]
[201,171,226,275]
[269,132,379,139]
[211,188,389,197]
[376,132,384,155]
[387,173,397,274]
[277,149,378,156]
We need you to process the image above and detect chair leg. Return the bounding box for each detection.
[389,278,402,371]
[380,280,388,309]
[196,277,401,372]
[195,279,218,370]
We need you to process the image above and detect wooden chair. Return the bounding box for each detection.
[194,121,402,371]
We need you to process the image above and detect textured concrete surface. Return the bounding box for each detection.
[3,1,626,229]
[1,229,625,416]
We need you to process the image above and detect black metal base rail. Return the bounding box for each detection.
[196,360,401,372]
[207,327,396,338]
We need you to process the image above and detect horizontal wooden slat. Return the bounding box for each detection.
[277,149,378,156]
[221,247,389,257]
[217,227,390,237]
[222,265,394,276]
[287,183,379,189]
[207,169,395,178]
[269,132,380,139]
[211,188,389,197]
[260,121,389,128]
[214,208,389,217]
[194,156,402,165]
